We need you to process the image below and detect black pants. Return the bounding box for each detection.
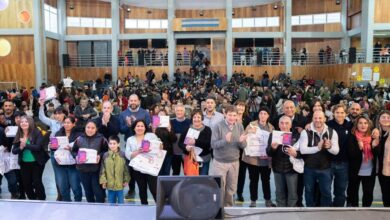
[133,170,157,205]
[297,173,304,206]
[171,155,183,176]
[20,162,46,200]
[247,163,271,201]
[236,159,247,196]
[127,165,136,192]
[379,174,390,207]
[348,174,375,207]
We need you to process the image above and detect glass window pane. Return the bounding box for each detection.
[300,15,313,25]
[137,19,149,29]
[149,19,161,29]
[161,19,168,28]
[67,17,80,27]
[44,4,50,11]
[232,18,242,28]
[292,16,300,25]
[254,17,267,27]
[93,18,106,28]
[50,12,58,32]
[50,6,57,14]
[44,11,50,31]
[125,19,137,29]
[327,12,341,23]
[106,19,111,28]
[80,17,93,27]
[267,17,279,27]
[242,18,255,27]
[313,14,326,24]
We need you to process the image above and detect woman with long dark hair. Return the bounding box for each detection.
[12,116,49,200]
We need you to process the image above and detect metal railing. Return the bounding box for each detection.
[119,54,168,66]
[373,48,390,63]
[68,54,169,67]
[233,51,285,66]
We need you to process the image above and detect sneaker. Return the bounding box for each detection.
[236,194,244,202]
[125,189,135,199]
[249,201,256,207]
[265,200,276,207]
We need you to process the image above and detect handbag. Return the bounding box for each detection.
[183,148,199,176]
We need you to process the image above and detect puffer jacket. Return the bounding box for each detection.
[99,150,130,191]
[72,132,108,173]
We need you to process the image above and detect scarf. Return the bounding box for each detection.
[355,131,373,162]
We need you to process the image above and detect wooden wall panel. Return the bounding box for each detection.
[348,0,362,16]
[233,66,286,81]
[292,39,342,54]
[350,64,390,82]
[292,23,342,32]
[292,0,341,15]
[351,37,361,48]
[64,67,112,81]
[120,6,167,34]
[0,36,35,89]
[66,27,112,35]
[118,67,168,80]
[45,0,57,7]
[46,38,61,85]
[375,0,390,23]
[66,0,110,18]
[292,64,351,86]
[0,0,33,28]
[175,9,225,18]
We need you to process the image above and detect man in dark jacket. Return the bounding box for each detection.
[94,101,120,140]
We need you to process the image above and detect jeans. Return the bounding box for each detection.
[274,172,298,207]
[3,170,19,195]
[79,171,105,203]
[107,190,124,204]
[304,167,332,207]
[331,161,349,207]
[56,165,82,202]
[236,158,247,196]
[199,161,210,175]
[159,154,173,176]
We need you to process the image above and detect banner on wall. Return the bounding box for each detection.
[362,67,372,81]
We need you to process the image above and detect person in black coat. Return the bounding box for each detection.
[178,110,212,175]
[347,115,378,207]
[12,116,49,200]
[94,101,120,140]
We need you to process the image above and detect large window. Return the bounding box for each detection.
[67,17,112,28]
[44,4,58,33]
[292,12,341,26]
[124,19,168,29]
[232,17,280,28]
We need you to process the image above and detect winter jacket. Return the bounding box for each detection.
[99,150,130,191]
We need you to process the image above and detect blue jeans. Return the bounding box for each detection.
[79,171,105,203]
[274,172,298,207]
[56,165,82,202]
[107,190,124,204]
[331,161,348,207]
[304,167,332,207]
[159,154,173,176]
[50,152,61,189]
[3,170,19,194]
[199,161,210,175]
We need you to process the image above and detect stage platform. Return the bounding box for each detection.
[0,200,389,220]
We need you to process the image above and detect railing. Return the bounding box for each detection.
[233,51,285,66]
[68,54,169,67]
[119,54,168,66]
[373,48,390,63]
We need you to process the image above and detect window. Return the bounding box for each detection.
[313,14,326,24]
[80,18,93,27]
[67,17,112,28]
[327,12,341,23]
[93,18,106,28]
[232,18,242,28]
[106,19,112,28]
[300,15,313,25]
[292,16,300,25]
[242,18,255,27]
[161,19,168,28]
[137,19,149,29]
[149,19,161,29]
[67,17,81,27]
[267,17,279,27]
[254,17,267,27]
[44,4,58,33]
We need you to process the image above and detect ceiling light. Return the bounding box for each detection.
[127,8,131,13]
[336,0,341,5]
[199,10,204,16]
[273,4,278,10]
[69,3,74,10]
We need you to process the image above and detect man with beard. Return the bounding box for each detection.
[119,94,151,199]
[203,96,224,130]
[346,102,362,123]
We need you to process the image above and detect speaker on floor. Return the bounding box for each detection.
[349,47,356,64]
[156,176,223,220]
[62,54,70,67]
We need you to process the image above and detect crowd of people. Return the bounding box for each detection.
[0,69,390,208]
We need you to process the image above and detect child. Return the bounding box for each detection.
[99,135,130,204]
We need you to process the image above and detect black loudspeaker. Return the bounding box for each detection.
[156,176,223,220]
[349,47,356,64]
[62,54,70,67]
